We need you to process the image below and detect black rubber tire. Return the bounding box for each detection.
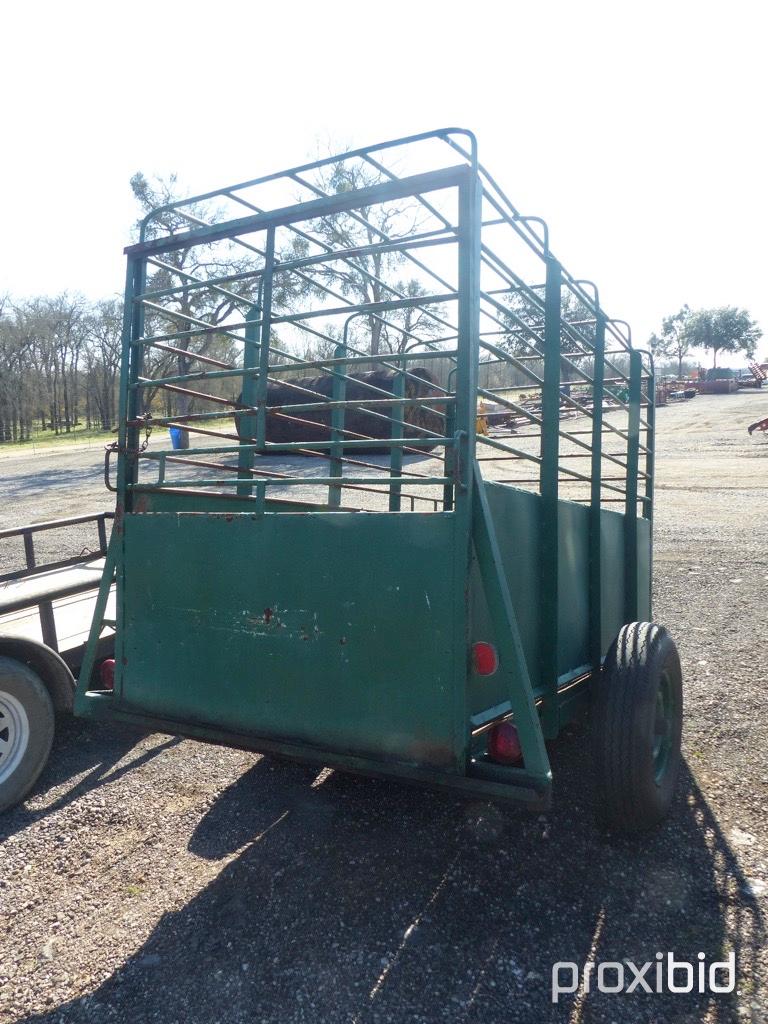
[0,656,55,813]
[592,622,683,832]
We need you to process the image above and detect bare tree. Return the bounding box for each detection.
[83,299,122,430]
[285,159,445,357]
[130,173,262,447]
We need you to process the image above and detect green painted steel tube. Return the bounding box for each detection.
[636,349,656,616]
[328,344,346,509]
[389,369,405,511]
[139,437,453,460]
[589,313,606,675]
[255,229,275,463]
[539,256,562,740]
[624,349,642,622]
[237,305,260,497]
[137,128,476,238]
[130,475,452,490]
[471,462,552,787]
[121,258,147,509]
[452,168,482,766]
[129,166,467,258]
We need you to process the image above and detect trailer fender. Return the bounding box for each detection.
[0,636,75,713]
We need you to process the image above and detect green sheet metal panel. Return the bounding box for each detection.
[469,484,542,709]
[469,485,588,716]
[134,490,333,516]
[599,510,626,653]
[556,500,590,675]
[637,516,652,620]
[118,511,463,770]
[469,484,652,720]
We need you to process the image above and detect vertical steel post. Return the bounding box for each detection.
[97,515,108,555]
[38,602,59,652]
[237,304,261,497]
[443,399,456,512]
[388,367,405,511]
[22,531,35,571]
[539,255,562,739]
[25,523,57,650]
[624,348,642,622]
[328,343,347,509]
[589,313,606,676]
[119,257,147,510]
[453,167,481,768]
[255,227,275,454]
[113,255,145,696]
[454,175,480,494]
[643,355,656,616]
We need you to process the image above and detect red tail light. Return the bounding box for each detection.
[99,659,115,690]
[488,721,522,764]
[472,642,498,676]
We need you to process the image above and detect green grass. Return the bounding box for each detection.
[0,422,116,451]
[0,412,239,454]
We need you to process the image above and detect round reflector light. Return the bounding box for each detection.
[99,659,116,690]
[472,642,498,676]
[488,721,522,764]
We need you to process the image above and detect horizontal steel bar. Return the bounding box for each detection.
[127,165,469,257]
[0,551,107,585]
[0,512,114,541]
[0,568,115,616]
[149,342,234,369]
[476,433,541,464]
[140,435,452,459]
[269,291,458,329]
[130,475,451,490]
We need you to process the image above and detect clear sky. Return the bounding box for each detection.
[2,0,766,358]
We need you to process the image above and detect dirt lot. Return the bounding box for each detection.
[1,391,767,1024]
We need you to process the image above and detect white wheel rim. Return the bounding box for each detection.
[0,690,30,785]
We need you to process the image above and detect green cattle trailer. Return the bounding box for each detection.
[1,129,683,829]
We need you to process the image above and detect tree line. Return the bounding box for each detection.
[649,305,762,377]
[0,294,123,443]
[0,160,448,447]
[3,158,763,446]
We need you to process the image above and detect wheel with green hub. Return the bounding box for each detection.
[592,622,683,832]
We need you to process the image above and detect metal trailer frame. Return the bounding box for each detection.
[0,513,114,662]
[74,129,657,811]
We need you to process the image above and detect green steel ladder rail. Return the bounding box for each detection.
[470,460,552,790]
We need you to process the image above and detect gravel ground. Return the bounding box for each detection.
[0,391,767,1023]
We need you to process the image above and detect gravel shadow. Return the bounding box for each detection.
[16,721,763,1024]
[0,718,179,844]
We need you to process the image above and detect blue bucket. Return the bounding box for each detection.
[169,426,184,450]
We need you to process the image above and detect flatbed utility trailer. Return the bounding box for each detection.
[1,129,683,829]
[0,513,115,809]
